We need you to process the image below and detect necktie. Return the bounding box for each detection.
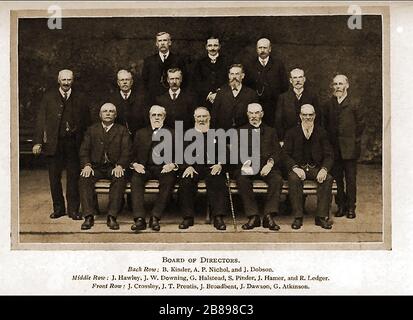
[163,54,167,62]
[63,92,68,100]
[123,93,128,100]
[104,126,109,133]
[172,93,177,100]
[211,58,216,64]
[261,60,266,67]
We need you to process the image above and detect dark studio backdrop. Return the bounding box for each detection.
[18,15,382,162]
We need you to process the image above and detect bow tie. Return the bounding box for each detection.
[232,87,239,91]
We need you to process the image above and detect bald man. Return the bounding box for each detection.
[284,104,334,230]
[235,103,284,231]
[79,103,132,230]
[33,69,90,220]
[244,38,289,127]
[129,105,177,232]
[323,75,364,219]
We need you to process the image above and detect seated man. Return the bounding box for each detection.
[284,104,334,230]
[79,103,132,230]
[178,107,230,230]
[234,103,284,231]
[130,105,177,232]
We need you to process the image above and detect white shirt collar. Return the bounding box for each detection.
[120,90,131,99]
[169,88,181,99]
[337,92,348,104]
[208,53,219,61]
[259,56,269,66]
[231,84,242,97]
[293,88,304,97]
[102,122,114,132]
[59,88,72,99]
[159,51,170,62]
[151,125,163,132]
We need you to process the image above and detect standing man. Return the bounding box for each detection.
[284,104,334,230]
[32,69,90,220]
[275,68,320,144]
[211,64,257,130]
[192,36,231,108]
[106,69,148,139]
[130,105,177,232]
[142,32,187,108]
[155,68,196,131]
[178,107,230,231]
[235,103,284,231]
[323,75,364,219]
[244,38,289,127]
[79,103,131,230]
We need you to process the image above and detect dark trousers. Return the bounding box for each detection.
[288,167,333,217]
[47,137,80,215]
[79,164,126,217]
[131,166,177,219]
[331,159,357,210]
[178,165,229,218]
[234,168,283,217]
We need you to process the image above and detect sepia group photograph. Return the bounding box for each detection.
[10,1,389,251]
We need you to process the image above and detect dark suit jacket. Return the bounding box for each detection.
[34,88,90,156]
[283,125,334,172]
[244,56,289,126]
[192,54,231,105]
[79,123,131,169]
[106,89,148,138]
[141,52,187,107]
[132,126,175,166]
[155,90,196,131]
[237,123,283,169]
[323,95,365,160]
[211,84,258,130]
[275,88,320,141]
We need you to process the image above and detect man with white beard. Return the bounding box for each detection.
[177,107,230,230]
[323,74,364,219]
[283,104,334,230]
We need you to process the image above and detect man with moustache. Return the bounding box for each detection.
[129,105,177,232]
[155,68,196,131]
[142,32,187,108]
[32,69,90,220]
[178,107,230,231]
[211,64,257,130]
[244,38,289,127]
[235,103,284,231]
[275,68,320,145]
[323,74,364,219]
[79,103,131,230]
[284,104,334,230]
[192,36,231,108]
[106,69,148,139]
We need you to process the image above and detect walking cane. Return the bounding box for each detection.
[226,172,237,231]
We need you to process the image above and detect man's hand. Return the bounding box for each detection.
[241,160,254,175]
[210,164,222,176]
[112,165,125,178]
[292,167,306,180]
[260,163,273,177]
[80,165,94,178]
[207,92,217,104]
[182,166,198,178]
[32,144,42,155]
[161,163,175,173]
[316,168,328,183]
[133,163,145,174]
